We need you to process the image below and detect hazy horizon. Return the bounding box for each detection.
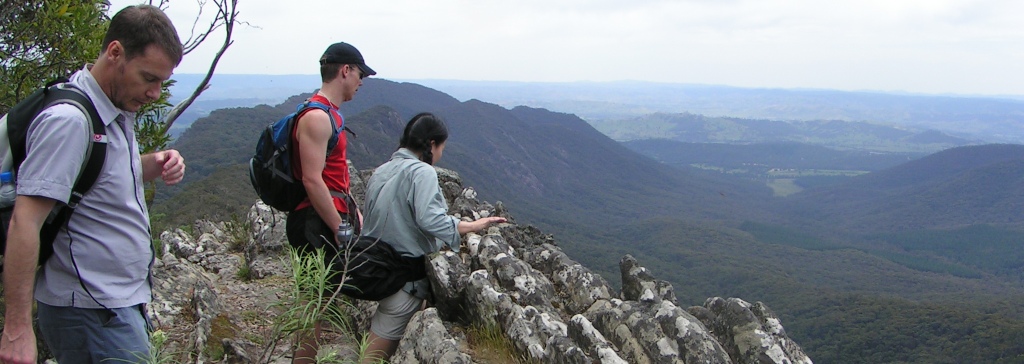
[169,73,1024,101]
[110,0,1024,97]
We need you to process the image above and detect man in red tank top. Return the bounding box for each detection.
[287,41,375,364]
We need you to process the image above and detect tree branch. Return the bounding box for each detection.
[160,0,238,133]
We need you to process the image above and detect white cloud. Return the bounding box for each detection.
[107,0,1024,95]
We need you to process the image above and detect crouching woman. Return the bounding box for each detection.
[358,112,505,362]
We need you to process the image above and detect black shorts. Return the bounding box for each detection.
[285,207,338,253]
[287,207,354,289]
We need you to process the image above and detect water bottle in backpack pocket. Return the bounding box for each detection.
[0,171,15,209]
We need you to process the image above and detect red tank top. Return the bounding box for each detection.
[291,94,349,212]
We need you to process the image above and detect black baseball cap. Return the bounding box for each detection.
[319,42,376,77]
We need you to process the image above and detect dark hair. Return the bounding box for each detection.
[400,113,449,165]
[102,5,183,65]
[320,63,343,82]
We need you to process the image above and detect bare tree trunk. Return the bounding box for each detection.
[160,0,240,134]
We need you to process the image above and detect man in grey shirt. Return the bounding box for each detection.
[0,5,184,364]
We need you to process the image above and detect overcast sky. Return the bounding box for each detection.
[107,0,1024,96]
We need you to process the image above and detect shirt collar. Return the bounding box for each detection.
[393,148,420,161]
[71,64,135,126]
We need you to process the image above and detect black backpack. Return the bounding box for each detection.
[331,235,427,301]
[248,100,343,211]
[0,79,108,272]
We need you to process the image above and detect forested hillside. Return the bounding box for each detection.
[783,144,1024,233]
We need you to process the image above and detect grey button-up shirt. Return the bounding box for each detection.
[362,148,460,257]
[20,66,153,309]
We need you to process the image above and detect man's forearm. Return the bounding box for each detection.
[2,222,41,327]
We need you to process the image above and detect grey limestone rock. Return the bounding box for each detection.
[150,248,221,363]
[426,250,472,321]
[473,233,558,314]
[568,314,629,364]
[222,338,258,364]
[700,297,813,364]
[247,201,288,254]
[391,308,472,364]
[521,242,615,315]
[621,254,676,304]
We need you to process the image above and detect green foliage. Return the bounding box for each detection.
[869,249,983,279]
[739,221,844,251]
[259,247,356,363]
[787,145,1024,234]
[0,0,109,114]
[206,314,238,360]
[225,214,252,252]
[225,216,253,282]
[151,237,164,259]
[235,256,253,281]
[137,80,176,207]
[112,329,180,364]
[136,80,176,154]
[147,330,177,364]
[149,164,258,231]
[788,293,1024,364]
[275,248,349,334]
[867,225,1024,280]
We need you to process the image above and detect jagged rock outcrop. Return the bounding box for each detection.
[149,166,813,363]
[152,224,229,363]
[692,297,813,364]
[390,308,472,364]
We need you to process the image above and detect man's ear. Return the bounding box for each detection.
[105,40,123,59]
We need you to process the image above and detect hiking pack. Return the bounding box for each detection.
[248,100,344,212]
[0,79,108,272]
[331,235,427,301]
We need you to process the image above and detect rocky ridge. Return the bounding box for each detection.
[150,166,813,363]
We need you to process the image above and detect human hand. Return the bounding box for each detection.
[156,149,185,185]
[458,216,508,235]
[474,216,506,231]
[0,324,37,364]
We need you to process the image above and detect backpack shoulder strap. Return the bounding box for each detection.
[43,85,106,208]
[302,101,344,156]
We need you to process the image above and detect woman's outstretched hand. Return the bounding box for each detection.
[459,216,507,234]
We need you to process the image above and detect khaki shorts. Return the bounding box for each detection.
[370,288,423,340]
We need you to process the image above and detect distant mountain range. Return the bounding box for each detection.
[157,78,1024,363]
[624,140,922,172]
[168,75,1024,145]
[414,80,1024,145]
[594,112,976,153]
